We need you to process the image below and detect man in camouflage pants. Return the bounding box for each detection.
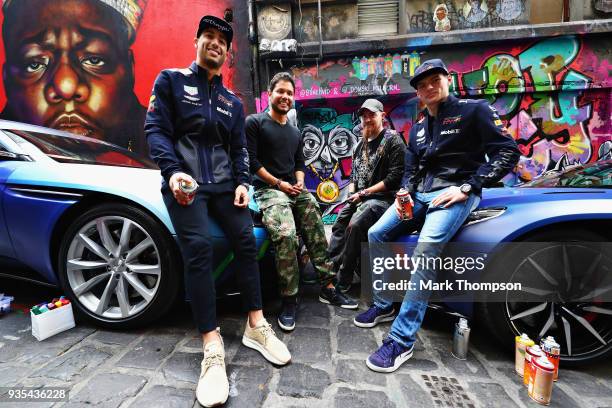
[246,72,358,331]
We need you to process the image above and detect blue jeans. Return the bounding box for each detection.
[367,187,480,348]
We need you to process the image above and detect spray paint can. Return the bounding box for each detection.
[352,57,361,79]
[540,336,560,381]
[524,345,543,389]
[392,53,402,75]
[384,54,393,76]
[375,54,384,76]
[359,57,368,80]
[395,189,413,220]
[179,179,198,205]
[515,333,534,376]
[409,51,421,76]
[401,52,410,77]
[529,356,555,405]
[368,55,376,76]
[451,318,470,360]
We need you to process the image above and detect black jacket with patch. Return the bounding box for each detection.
[145,62,250,186]
[402,94,520,195]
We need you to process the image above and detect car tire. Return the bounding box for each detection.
[57,203,181,329]
[478,229,612,366]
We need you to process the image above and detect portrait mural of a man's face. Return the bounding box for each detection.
[1,0,147,153]
[0,0,242,157]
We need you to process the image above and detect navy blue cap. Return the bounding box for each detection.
[197,15,233,47]
[409,59,449,88]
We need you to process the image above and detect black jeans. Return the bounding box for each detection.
[328,198,391,287]
[162,181,262,333]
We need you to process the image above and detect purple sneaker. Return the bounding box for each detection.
[366,338,414,373]
[353,305,396,328]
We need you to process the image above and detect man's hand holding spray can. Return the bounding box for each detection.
[179,179,198,205]
[396,188,414,220]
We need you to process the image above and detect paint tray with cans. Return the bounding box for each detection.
[30,296,76,341]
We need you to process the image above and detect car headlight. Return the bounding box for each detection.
[464,207,506,226]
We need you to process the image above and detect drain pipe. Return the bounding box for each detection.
[317,0,323,58]
[248,0,261,109]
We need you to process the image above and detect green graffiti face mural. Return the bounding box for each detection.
[299,107,359,204]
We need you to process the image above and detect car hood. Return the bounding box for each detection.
[479,187,611,208]
[6,161,174,234]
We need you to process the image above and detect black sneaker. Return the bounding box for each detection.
[335,282,351,293]
[278,298,297,331]
[319,287,358,309]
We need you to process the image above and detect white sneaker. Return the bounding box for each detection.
[196,331,228,407]
[242,318,291,365]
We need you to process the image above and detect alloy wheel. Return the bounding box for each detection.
[505,243,612,360]
[66,216,162,320]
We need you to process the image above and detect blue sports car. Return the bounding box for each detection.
[0,120,272,329]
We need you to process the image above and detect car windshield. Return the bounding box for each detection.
[3,129,157,169]
[522,160,612,188]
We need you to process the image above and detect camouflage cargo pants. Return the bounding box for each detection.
[254,188,335,297]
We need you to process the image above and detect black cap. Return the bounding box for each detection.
[197,15,233,47]
[409,59,449,88]
[357,99,384,116]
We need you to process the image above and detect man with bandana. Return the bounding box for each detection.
[1,0,148,155]
[328,99,406,293]
[145,15,290,407]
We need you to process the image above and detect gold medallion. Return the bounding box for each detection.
[316,179,340,203]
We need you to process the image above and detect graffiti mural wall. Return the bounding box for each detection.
[0,0,251,157]
[447,35,610,183]
[258,35,611,216]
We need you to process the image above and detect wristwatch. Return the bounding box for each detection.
[240,182,250,190]
[459,183,472,194]
[274,178,282,189]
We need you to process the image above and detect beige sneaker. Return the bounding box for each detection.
[242,318,291,365]
[196,332,228,407]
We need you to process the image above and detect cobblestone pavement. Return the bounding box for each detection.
[1,279,611,408]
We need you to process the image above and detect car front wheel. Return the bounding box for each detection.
[479,229,612,366]
[58,203,181,329]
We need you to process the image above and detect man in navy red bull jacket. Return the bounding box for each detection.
[145,15,290,407]
[354,59,520,373]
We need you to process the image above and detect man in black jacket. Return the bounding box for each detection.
[328,99,406,292]
[355,59,520,373]
[145,15,290,407]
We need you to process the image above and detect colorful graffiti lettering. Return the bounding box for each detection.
[263,35,609,204]
[452,36,598,181]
